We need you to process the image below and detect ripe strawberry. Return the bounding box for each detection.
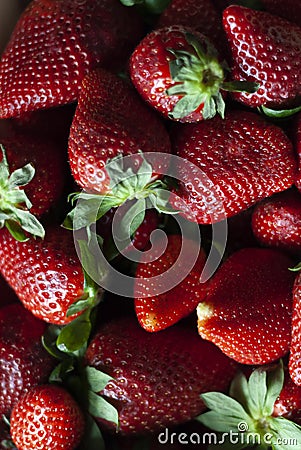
[134,234,209,332]
[0,303,55,418]
[85,316,238,434]
[222,5,301,109]
[171,110,296,224]
[289,272,301,386]
[197,247,295,365]
[294,113,301,191]
[251,188,301,254]
[0,0,144,118]
[0,225,98,325]
[10,384,85,450]
[197,361,301,447]
[129,25,257,122]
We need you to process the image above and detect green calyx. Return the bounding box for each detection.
[196,361,301,449]
[166,33,259,121]
[259,104,301,120]
[119,0,171,15]
[0,144,45,241]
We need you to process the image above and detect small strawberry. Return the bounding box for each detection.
[251,188,301,254]
[222,5,301,109]
[0,0,144,118]
[171,110,296,224]
[0,303,55,418]
[134,234,208,332]
[197,361,301,449]
[85,316,238,434]
[197,247,295,365]
[289,272,301,386]
[10,384,85,450]
[129,25,257,122]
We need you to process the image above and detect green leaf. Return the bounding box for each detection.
[229,371,252,416]
[247,368,268,418]
[85,366,113,393]
[197,410,251,434]
[42,324,65,359]
[270,417,301,450]
[148,190,178,214]
[263,361,284,416]
[13,208,45,239]
[56,310,92,353]
[289,262,301,272]
[259,104,301,119]
[77,239,107,285]
[88,391,119,427]
[0,145,10,181]
[115,199,146,247]
[221,81,259,93]
[8,163,35,188]
[66,297,91,317]
[78,414,105,450]
[5,220,29,242]
[48,359,75,383]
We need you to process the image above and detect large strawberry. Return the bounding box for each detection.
[134,234,209,332]
[294,113,301,191]
[197,247,295,365]
[251,188,301,254]
[289,272,301,386]
[222,5,301,109]
[10,384,85,450]
[129,25,257,122]
[85,316,238,434]
[0,303,55,419]
[0,0,144,118]
[171,110,296,224]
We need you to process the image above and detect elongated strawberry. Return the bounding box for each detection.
[197,362,301,449]
[223,5,301,109]
[171,110,297,224]
[0,303,55,418]
[129,25,257,122]
[0,225,101,325]
[0,0,143,118]
[10,384,85,450]
[197,247,295,365]
[134,234,209,332]
[251,188,301,254]
[289,272,301,386]
[85,316,238,434]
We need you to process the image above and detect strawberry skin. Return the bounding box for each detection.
[134,234,208,332]
[171,110,296,223]
[294,113,301,192]
[10,384,85,450]
[251,188,301,254]
[0,226,86,324]
[223,5,301,108]
[68,68,171,194]
[273,367,301,424]
[197,248,295,365]
[85,317,238,434]
[289,272,301,386]
[0,303,55,418]
[0,0,143,118]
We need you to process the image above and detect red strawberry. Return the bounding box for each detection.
[294,113,301,191]
[129,25,257,122]
[134,234,209,332]
[197,247,295,364]
[0,0,143,118]
[171,110,296,224]
[0,225,97,325]
[85,316,238,434]
[273,366,301,424]
[10,384,85,450]
[0,303,55,418]
[289,272,301,385]
[222,5,301,109]
[251,188,301,254]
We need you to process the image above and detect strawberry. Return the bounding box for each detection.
[294,113,301,191]
[0,0,144,118]
[197,361,301,448]
[171,110,296,224]
[0,225,101,325]
[84,316,238,434]
[0,303,55,419]
[197,247,295,365]
[251,188,301,254]
[273,366,301,424]
[134,234,209,332]
[289,272,301,386]
[222,5,301,109]
[129,25,257,122]
[10,384,85,450]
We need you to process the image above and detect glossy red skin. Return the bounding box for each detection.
[134,234,209,332]
[223,5,301,108]
[171,110,296,224]
[0,226,85,325]
[0,0,143,118]
[197,248,295,365]
[130,25,223,123]
[0,303,55,418]
[85,317,238,434]
[273,368,301,424]
[252,188,301,254]
[68,68,171,194]
[289,273,301,386]
[0,124,65,217]
[10,384,85,450]
[294,113,301,191]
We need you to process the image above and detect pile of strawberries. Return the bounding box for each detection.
[0,0,301,449]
